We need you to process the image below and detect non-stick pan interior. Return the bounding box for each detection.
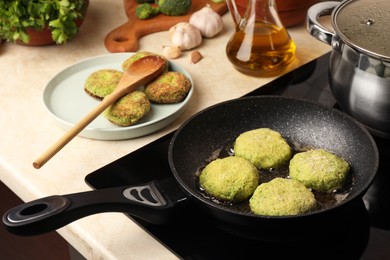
[168,96,379,220]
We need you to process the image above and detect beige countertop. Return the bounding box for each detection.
[0,1,330,259]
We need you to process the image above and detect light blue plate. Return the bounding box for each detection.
[43,53,194,140]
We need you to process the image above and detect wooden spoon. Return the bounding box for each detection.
[33,55,166,169]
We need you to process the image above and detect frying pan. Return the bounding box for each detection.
[2,96,379,237]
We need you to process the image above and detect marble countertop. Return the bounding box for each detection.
[0,1,330,259]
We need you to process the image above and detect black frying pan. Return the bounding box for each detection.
[2,96,379,237]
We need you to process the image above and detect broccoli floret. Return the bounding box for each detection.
[157,0,192,16]
[136,3,160,20]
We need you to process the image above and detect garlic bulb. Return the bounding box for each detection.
[189,5,223,38]
[169,22,202,50]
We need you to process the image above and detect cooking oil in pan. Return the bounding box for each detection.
[195,141,353,215]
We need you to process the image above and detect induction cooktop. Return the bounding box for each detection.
[86,53,390,259]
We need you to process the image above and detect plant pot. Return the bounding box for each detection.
[277,0,320,27]
[234,0,321,27]
[17,0,89,46]
[19,19,86,46]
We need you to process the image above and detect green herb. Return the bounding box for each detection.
[0,0,88,44]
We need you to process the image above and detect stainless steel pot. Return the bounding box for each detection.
[307,0,390,138]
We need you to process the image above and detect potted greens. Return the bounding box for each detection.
[0,0,89,46]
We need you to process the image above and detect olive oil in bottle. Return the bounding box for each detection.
[226,22,296,77]
[226,0,296,77]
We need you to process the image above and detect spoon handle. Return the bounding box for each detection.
[32,91,125,169]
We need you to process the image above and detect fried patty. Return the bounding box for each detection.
[249,178,317,216]
[289,149,350,193]
[199,156,260,203]
[144,71,192,103]
[103,90,151,127]
[234,128,292,169]
[84,69,123,100]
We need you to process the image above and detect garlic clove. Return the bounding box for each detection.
[162,45,182,59]
[189,50,203,64]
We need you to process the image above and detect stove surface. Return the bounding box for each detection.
[86,53,390,259]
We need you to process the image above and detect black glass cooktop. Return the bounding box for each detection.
[86,53,390,259]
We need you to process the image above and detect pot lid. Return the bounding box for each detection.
[334,0,390,58]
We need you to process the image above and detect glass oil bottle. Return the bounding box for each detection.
[226,0,296,77]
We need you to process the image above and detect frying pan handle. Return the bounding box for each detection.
[2,181,180,236]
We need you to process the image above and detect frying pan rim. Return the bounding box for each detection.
[168,95,379,220]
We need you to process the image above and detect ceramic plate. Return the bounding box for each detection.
[43,53,194,140]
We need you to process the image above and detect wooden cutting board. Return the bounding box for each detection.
[104,0,228,53]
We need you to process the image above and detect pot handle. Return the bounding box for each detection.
[306,1,339,45]
[2,179,188,236]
